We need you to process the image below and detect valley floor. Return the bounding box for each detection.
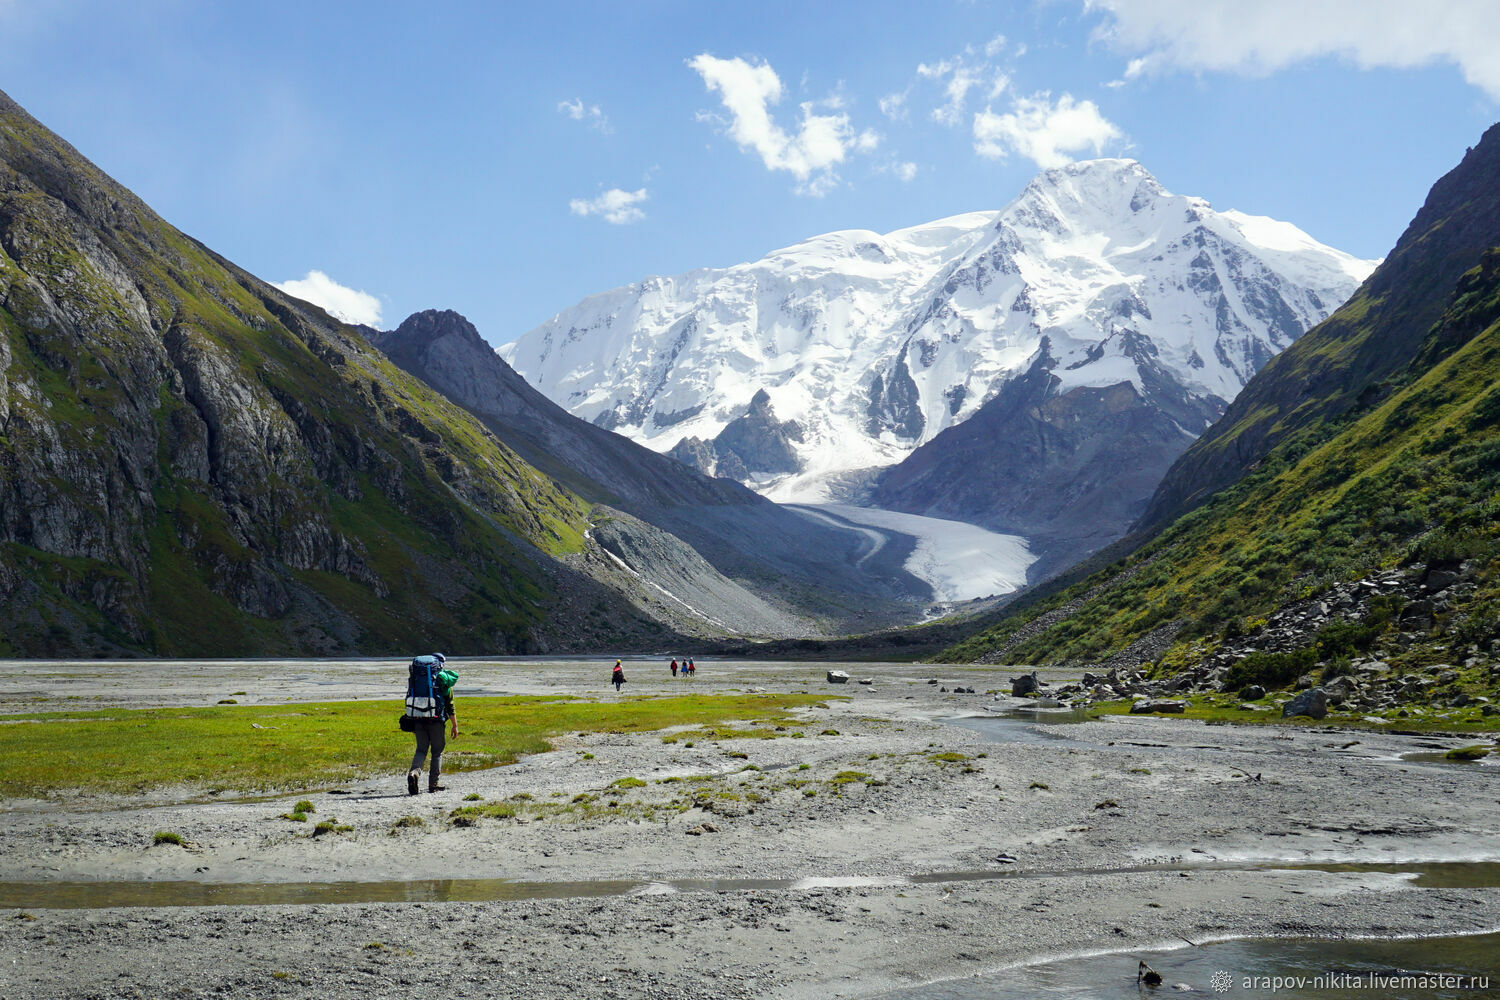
[2,658,1497,999]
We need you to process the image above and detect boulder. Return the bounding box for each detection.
[1011,671,1040,697]
[1238,684,1266,701]
[1423,568,1461,593]
[826,670,849,684]
[1130,699,1187,714]
[1281,687,1329,719]
[858,677,874,685]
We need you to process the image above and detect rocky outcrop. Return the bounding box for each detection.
[700,389,805,477]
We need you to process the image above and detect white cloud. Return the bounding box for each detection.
[877,159,919,182]
[273,270,382,327]
[689,53,872,196]
[569,187,648,224]
[915,53,1010,127]
[1088,0,1500,100]
[558,97,612,133]
[973,93,1123,169]
[878,90,909,121]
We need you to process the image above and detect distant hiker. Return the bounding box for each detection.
[687,658,696,677]
[612,659,627,691]
[670,658,679,678]
[404,652,458,795]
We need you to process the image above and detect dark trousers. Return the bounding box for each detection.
[409,719,446,785]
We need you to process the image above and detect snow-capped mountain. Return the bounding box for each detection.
[502,160,1375,507]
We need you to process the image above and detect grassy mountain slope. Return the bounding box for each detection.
[0,88,665,656]
[942,140,1500,684]
[1138,125,1500,534]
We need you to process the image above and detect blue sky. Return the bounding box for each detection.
[4,1,1497,344]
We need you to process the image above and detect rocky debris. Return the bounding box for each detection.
[1282,688,1329,719]
[827,670,850,684]
[1082,560,1496,716]
[858,677,875,685]
[684,823,720,836]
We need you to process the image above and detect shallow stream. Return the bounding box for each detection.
[879,931,1500,999]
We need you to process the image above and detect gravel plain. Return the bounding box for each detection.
[1,656,1497,999]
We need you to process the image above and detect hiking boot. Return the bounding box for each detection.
[428,783,446,793]
[407,770,419,796]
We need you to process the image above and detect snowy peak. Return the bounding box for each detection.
[502,161,1377,504]
[1006,158,1172,237]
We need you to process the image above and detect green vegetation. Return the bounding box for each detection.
[151,831,183,846]
[0,692,826,798]
[942,252,1500,691]
[0,100,626,657]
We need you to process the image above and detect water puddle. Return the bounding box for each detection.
[880,931,1500,999]
[4,861,1496,910]
[945,710,1102,748]
[1400,751,1497,767]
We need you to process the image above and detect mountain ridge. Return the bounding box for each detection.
[0,87,687,656]
[504,159,1373,570]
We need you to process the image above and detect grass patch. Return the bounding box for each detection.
[0,692,825,798]
[152,831,183,846]
[293,800,315,814]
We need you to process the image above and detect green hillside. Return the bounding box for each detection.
[942,164,1500,695]
[0,89,657,656]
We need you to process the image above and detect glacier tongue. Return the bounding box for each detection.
[502,158,1376,504]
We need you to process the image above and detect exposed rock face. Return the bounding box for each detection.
[702,390,805,477]
[0,88,669,656]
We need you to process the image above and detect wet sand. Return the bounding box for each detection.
[1,657,1497,998]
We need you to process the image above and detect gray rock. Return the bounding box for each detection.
[1130,699,1187,714]
[1011,671,1040,697]
[826,670,850,684]
[1282,687,1329,719]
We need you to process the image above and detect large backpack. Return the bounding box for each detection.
[405,655,444,719]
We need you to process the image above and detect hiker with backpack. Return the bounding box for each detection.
[403,653,458,795]
[611,659,627,691]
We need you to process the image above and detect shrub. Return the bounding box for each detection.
[293,800,315,814]
[152,831,183,846]
[1223,648,1317,691]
